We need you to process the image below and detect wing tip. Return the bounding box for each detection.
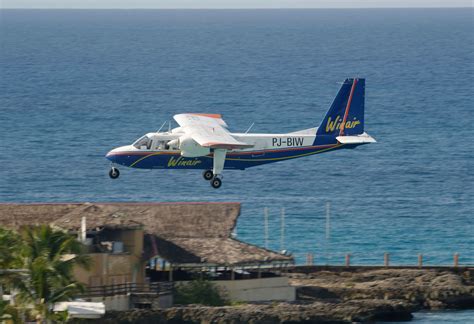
[189,113,222,119]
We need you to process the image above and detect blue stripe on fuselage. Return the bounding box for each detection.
[105,143,355,170]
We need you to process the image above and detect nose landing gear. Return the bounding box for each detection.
[109,167,120,179]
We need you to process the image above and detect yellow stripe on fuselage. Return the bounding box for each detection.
[128,144,342,167]
[129,152,163,167]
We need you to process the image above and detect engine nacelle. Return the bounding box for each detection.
[175,136,210,157]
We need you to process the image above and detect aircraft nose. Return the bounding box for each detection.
[106,145,133,164]
[105,147,120,160]
[106,152,113,161]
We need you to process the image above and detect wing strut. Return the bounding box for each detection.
[213,149,227,176]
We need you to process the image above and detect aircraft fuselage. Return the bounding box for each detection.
[106,130,351,170]
[105,78,375,188]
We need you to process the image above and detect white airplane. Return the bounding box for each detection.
[106,78,375,188]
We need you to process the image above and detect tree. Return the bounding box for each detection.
[0,228,24,323]
[0,227,21,270]
[13,225,91,323]
[0,299,20,324]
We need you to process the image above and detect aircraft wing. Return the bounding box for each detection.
[173,113,253,149]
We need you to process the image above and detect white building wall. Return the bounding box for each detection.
[90,295,129,311]
[214,277,296,302]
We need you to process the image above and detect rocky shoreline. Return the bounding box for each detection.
[73,267,474,323]
[289,267,474,311]
[80,300,412,323]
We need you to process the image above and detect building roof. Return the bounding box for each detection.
[0,203,293,266]
[0,202,239,237]
[0,203,80,230]
[147,236,292,267]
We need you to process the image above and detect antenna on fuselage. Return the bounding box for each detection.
[245,122,255,134]
[156,121,167,133]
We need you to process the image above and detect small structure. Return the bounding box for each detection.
[53,302,105,319]
[0,202,295,309]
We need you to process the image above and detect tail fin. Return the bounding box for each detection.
[316,78,365,137]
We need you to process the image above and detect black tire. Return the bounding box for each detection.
[210,177,222,189]
[109,168,120,179]
[203,170,214,181]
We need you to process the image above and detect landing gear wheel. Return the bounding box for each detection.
[109,168,120,179]
[210,177,222,189]
[203,170,214,181]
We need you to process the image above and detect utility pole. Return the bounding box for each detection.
[325,202,331,265]
[280,207,285,251]
[264,207,269,249]
[80,216,86,243]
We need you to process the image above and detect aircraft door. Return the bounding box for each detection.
[251,140,266,157]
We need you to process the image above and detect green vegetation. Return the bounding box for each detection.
[0,228,22,270]
[0,299,20,323]
[174,279,228,306]
[0,225,91,323]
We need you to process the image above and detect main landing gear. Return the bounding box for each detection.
[109,167,120,179]
[202,170,214,181]
[203,170,222,189]
[211,177,222,189]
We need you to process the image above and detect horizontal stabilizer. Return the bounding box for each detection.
[336,132,376,144]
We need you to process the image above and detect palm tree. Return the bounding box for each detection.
[13,225,91,323]
[0,299,20,324]
[0,227,21,270]
[0,228,24,323]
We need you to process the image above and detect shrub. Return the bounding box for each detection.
[174,279,228,306]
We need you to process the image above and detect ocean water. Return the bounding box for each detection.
[389,309,474,324]
[0,9,473,269]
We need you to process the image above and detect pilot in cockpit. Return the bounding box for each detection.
[155,140,171,151]
[133,136,152,150]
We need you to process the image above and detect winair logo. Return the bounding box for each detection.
[168,156,202,167]
[326,116,361,133]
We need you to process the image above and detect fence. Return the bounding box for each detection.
[294,252,472,267]
[80,282,173,298]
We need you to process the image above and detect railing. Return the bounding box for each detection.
[291,252,473,267]
[81,282,173,298]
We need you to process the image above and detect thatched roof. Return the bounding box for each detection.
[0,203,293,266]
[52,202,239,238]
[0,203,80,230]
[0,203,239,237]
[147,236,292,266]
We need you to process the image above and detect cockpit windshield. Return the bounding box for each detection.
[133,136,152,149]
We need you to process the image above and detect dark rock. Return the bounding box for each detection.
[289,268,474,311]
[71,300,413,324]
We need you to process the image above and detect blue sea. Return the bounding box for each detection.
[1,8,473,323]
[0,9,473,267]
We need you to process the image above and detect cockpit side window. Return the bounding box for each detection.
[133,136,152,149]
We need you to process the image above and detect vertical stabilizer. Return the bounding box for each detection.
[316,78,365,137]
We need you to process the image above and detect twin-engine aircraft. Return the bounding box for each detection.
[106,78,375,188]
